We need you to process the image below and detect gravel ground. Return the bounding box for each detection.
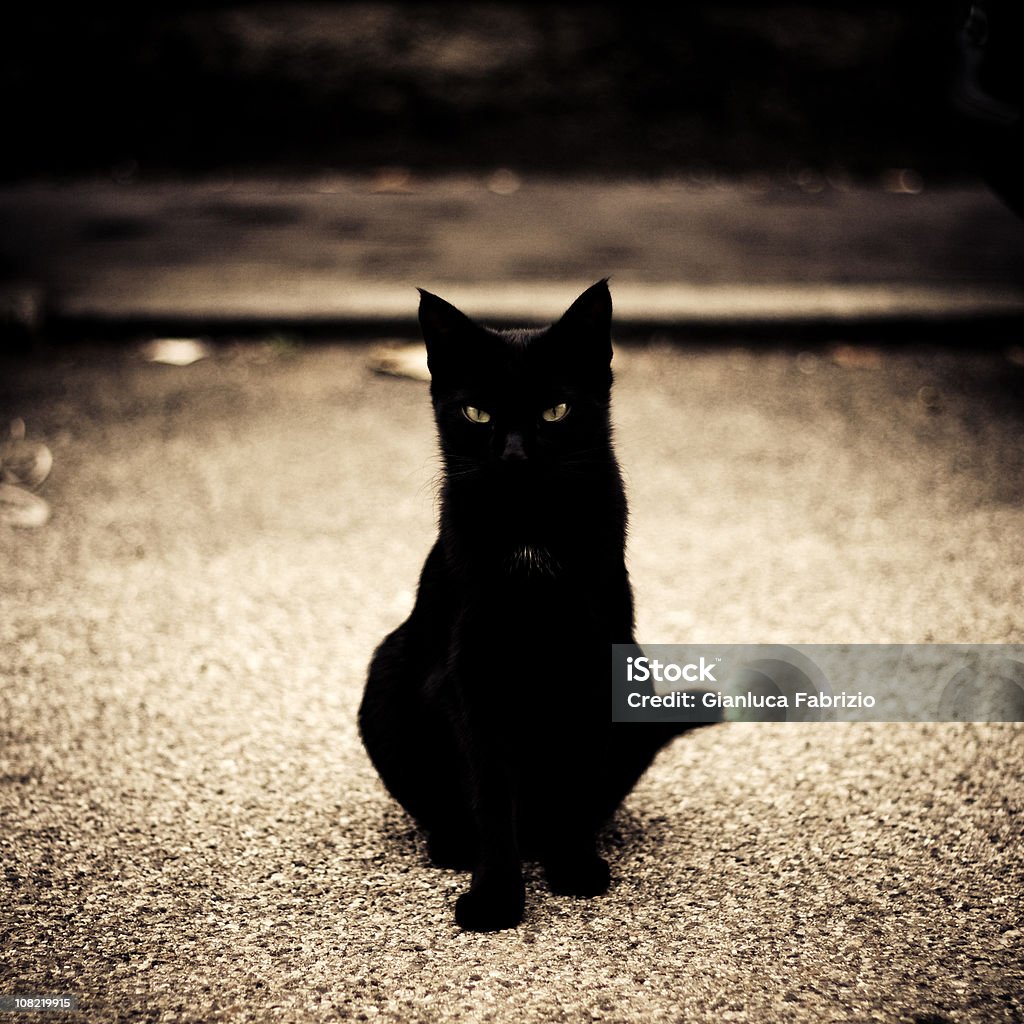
[1,339,1022,1023]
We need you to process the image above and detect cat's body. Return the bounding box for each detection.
[359,282,691,930]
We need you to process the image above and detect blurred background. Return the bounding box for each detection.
[2,1,1022,341]
[2,1,1020,186]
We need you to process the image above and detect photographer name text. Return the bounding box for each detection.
[624,655,877,709]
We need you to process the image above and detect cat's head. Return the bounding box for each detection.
[418,281,616,483]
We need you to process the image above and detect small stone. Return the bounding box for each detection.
[487,169,521,196]
[368,344,430,381]
[0,482,50,528]
[0,437,53,488]
[141,338,211,366]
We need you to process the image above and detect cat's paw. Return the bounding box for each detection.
[454,880,525,932]
[427,831,475,871]
[545,853,611,898]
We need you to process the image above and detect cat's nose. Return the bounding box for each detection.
[500,431,528,462]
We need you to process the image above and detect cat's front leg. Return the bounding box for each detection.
[454,771,525,930]
[455,860,525,931]
[537,766,611,898]
[446,690,525,930]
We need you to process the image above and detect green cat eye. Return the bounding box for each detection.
[462,405,491,424]
[541,403,570,423]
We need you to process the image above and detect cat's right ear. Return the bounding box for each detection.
[418,289,478,376]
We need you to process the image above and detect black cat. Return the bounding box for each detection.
[359,281,701,931]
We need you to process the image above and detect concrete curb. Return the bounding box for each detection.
[54,279,1024,322]
[32,281,1022,341]
[3,176,1022,340]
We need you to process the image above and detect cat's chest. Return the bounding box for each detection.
[506,543,559,577]
[460,553,603,637]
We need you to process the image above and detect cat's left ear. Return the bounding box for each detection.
[418,289,476,343]
[418,288,482,378]
[551,280,613,366]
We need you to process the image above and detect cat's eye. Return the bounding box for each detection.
[462,405,491,424]
[541,403,570,423]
